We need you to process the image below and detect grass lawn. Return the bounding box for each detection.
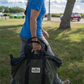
[0,19,84,84]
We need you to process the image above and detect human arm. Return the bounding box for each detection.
[30,0,44,51]
[30,10,41,51]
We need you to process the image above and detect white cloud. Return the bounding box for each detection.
[81,0,84,3]
[51,3,65,8]
[50,8,65,13]
[0,0,84,13]
[46,3,65,13]
[73,5,83,13]
[45,0,66,13]
[75,5,80,9]
[76,0,84,3]
[45,0,66,3]
[55,0,66,3]
[0,0,26,4]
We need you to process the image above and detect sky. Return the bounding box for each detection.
[0,0,84,13]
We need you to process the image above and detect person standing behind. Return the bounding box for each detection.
[10,0,70,84]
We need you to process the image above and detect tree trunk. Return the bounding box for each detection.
[59,0,76,29]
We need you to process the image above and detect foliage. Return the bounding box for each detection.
[81,13,84,18]
[0,6,25,13]
[52,13,84,18]
[52,13,63,17]
[0,19,84,84]
[0,6,4,12]
[3,13,14,16]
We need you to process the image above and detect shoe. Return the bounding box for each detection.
[63,80,70,84]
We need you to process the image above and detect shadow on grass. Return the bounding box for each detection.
[46,27,84,84]
[0,24,84,84]
[0,25,23,29]
[47,27,84,60]
[0,24,23,84]
[0,24,23,54]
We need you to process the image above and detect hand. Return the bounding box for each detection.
[32,38,41,51]
[43,31,49,39]
[32,43,41,51]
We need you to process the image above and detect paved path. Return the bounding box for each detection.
[0,16,9,19]
[43,17,84,23]
[0,16,84,23]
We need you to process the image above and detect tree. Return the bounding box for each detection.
[0,6,25,13]
[0,6,5,12]
[4,7,9,13]
[59,0,76,29]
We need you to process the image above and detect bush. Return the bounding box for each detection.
[81,13,84,18]
[51,13,63,17]
[51,13,84,18]
[3,13,13,16]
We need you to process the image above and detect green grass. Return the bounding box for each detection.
[0,19,84,84]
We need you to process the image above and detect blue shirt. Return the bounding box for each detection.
[20,0,46,39]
